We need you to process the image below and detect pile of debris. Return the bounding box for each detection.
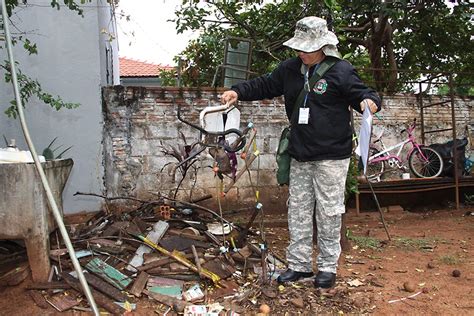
[18,194,288,315]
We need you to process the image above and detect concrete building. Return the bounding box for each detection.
[0,0,119,213]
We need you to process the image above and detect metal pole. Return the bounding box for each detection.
[0,2,99,314]
[448,74,460,211]
[419,82,426,144]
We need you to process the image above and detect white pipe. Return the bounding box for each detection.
[0,2,99,315]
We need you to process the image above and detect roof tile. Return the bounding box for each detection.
[119,57,174,77]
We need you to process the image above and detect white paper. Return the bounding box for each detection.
[355,106,373,174]
[298,107,310,124]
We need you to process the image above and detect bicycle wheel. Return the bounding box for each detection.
[408,146,444,178]
[366,147,385,182]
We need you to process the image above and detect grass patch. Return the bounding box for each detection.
[393,237,438,251]
[439,255,460,265]
[346,230,381,250]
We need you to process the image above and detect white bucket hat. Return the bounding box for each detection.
[322,44,341,59]
[283,16,340,54]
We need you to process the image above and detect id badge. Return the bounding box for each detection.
[298,108,310,124]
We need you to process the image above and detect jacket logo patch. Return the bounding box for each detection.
[313,79,328,95]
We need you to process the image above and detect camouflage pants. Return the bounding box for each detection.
[287,158,350,274]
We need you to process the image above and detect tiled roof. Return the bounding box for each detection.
[119,57,174,77]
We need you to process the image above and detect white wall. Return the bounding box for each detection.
[0,0,118,213]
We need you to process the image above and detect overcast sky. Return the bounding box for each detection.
[116,0,198,66]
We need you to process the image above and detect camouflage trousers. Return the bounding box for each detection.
[287,158,350,274]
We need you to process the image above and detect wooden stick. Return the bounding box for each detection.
[143,289,189,313]
[129,271,149,298]
[83,272,128,302]
[62,272,124,315]
[134,234,224,286]
[224,153,258,193]
[365,175,392,240]
[138,253,197,272]
[191,245,203,279]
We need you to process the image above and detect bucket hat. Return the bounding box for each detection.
[283,16,339,53]
[322,44,341,59]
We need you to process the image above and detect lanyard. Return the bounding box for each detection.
[303,63,320,107]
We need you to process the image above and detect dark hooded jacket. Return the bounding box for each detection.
[231,56,381,161]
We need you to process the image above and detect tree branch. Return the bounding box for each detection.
[346,37,368,47]
[202,19,236,25]
[373,13,390,42]
[213,2,257,40]
[342,21,371,33]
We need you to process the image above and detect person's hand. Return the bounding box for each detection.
[221,90,238,105]
[360,98,378,114]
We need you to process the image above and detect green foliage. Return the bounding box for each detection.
[393,237,438,251]
[159,69,177,87]
[346,229,381,250]
[345,155,359,202]
[175,29,226,87]
[439,254,460,265]
[4,0,88,17]
[2,62,80,118]
[49,0,87,16]
[22,38,38,55]
[2,1,88,117]
[42,137,73,160]
[172,0,473,94]
[172,1,326,87]
[330,0,473,93]
[437,84,474,97]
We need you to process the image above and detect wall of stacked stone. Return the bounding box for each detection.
[102,86,473,211]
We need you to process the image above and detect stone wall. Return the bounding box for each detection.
[102,86,473,212]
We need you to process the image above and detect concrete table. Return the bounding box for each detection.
[0,159,73,282]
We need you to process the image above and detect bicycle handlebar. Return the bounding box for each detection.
[177,107,246,153]
[400,118,417,136]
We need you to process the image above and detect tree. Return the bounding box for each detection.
[171,0,473,94]
[1,0,91,118]
[335,0,473,92]
[171,1,325,87]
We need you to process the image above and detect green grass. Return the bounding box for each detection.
[353,236,381,249]
[393,237,438,251]
[346,233,445,252]
[346,231,381,250]
[439,254,461,265]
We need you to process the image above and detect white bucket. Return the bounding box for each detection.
[401,173,410,180]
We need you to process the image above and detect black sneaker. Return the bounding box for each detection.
[277,269,314,283]
[314,271,336,288]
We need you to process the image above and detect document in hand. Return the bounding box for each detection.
[355,106,373,175]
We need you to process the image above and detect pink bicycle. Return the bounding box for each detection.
[367,119,444,182]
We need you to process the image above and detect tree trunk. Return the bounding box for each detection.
[365,14,398,92]
[383,23,398,92]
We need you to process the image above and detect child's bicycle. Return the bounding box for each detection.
[367,119,444,182]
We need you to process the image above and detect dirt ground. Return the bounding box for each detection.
[0,204,472,315]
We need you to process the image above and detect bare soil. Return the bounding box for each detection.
[0,206,472,315]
